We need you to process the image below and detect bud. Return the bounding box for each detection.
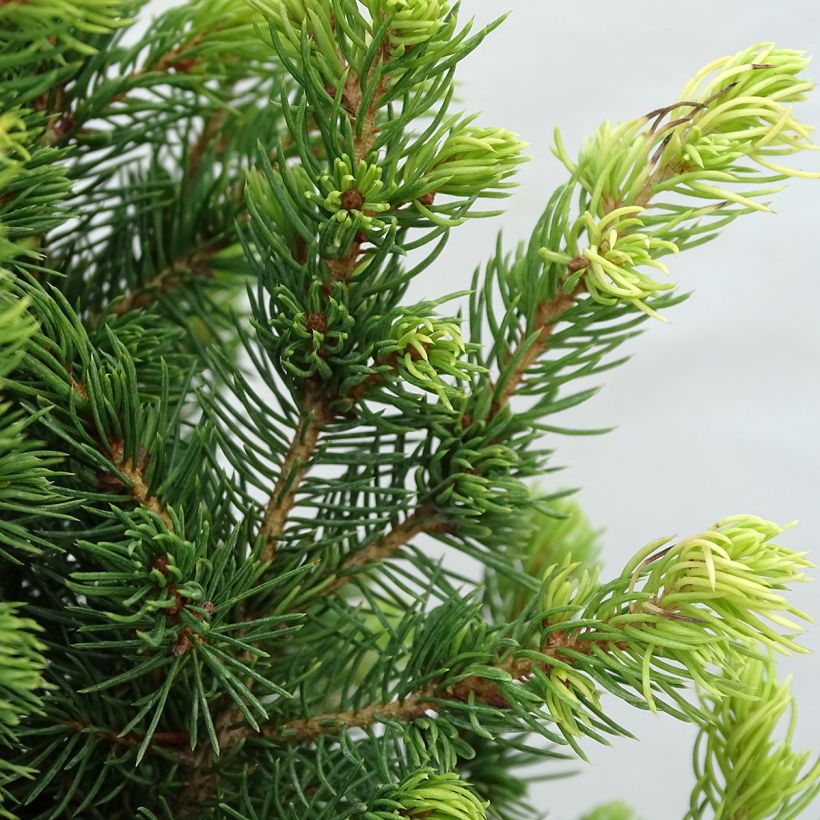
[270,280,354,380]
[433,441,529,517]
[385,770,488,819]
[385,311,477,410]
[365,0,451,54]
[540,206,679,320]
[310,154,393,247]
[422,125,528,199]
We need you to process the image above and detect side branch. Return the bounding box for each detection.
[259,398,328,562]
[66,376,173,529]
[266,685,436,743]
[109,441,173,530]
[493,282,585,415]
[259,629,597,745]
[321,506,434,598]
[108,237,233,318]
[257,57,390,559]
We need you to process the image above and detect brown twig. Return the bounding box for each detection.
[492,283,586,416]
[106,239,228,318]
[187,107,227,181]
[258,627,606,745]
[320,506,435,598]
[267,685,437,743]
[108,441,173,530]
[258,396,329,564]
[66,720,191,755]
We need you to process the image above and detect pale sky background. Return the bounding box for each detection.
[144,3,820,817]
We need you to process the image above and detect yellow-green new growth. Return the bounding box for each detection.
[541,207,679,320]
[541,554,600,621]
[249,0,312,23]
[544,665,601,739]
[546,44,820,320]
[423,125,529,199]
[603,516,812,709]
[375,771,488,820]
[365,0,451,54]
[554,43,820,217]
[166,0,271,68]
[0,112,28,163]
[248,0,344,83]
[666,44,820,183]
[579,802,639,820]
[386,312,477,410]
[0,602,48,816]
[687,654,820,820]
[0,115,28,264]
[0,0,131,55]
[525,515,813,755]
[0,604,46,744]
[626,515,812,652]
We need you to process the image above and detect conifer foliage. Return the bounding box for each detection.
[0,1,818,817]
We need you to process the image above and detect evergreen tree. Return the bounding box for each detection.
[0,2,818,817]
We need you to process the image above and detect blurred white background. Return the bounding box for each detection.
[143,2,820,816]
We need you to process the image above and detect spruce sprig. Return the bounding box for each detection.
[0,2,817,818]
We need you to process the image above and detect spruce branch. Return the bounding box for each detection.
[107,440,173,531]
[321,504,435,597]
[2,6,819,817]
[258,395,329,561]
[491,284,584,415]
[244,516,811,759]
[687,654,820,820]
[106,238,233,319]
